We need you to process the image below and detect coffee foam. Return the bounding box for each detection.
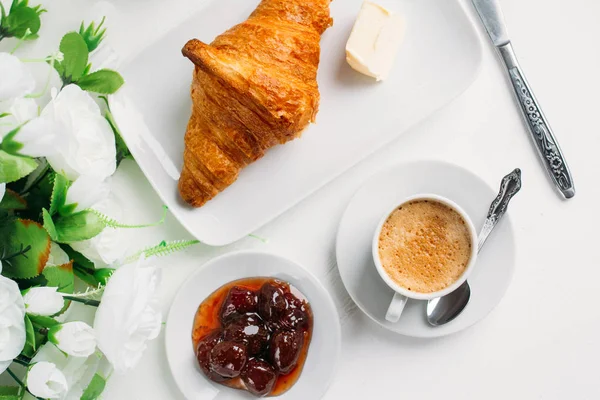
[378,200,472,294]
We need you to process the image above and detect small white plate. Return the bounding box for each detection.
[165,251,341,399]
[336,160,517,338]
[111,0,482,246]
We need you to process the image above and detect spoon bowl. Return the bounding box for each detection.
[426,168,522,327]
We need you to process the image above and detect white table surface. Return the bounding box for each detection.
[41,0,600,398]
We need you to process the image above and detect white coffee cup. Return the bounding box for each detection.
[372,194,478,323]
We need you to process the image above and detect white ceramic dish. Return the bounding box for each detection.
[165,251,341,399]
[336,160,516,338]
[111,0,482,245]
[372,194,479,323]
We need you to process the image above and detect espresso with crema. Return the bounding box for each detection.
[378,200,472,293]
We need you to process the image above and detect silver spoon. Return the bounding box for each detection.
[426,168,522,327]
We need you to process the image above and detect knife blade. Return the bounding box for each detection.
[471,0,575,199]
[472,0,509,46]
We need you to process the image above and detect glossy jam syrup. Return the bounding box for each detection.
[192,277,313,397]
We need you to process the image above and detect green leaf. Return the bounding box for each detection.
[81,373,106,400]
[4,7,40,38]
[125,239,200,263]
[62,244,97,285]
[11,168,52,222]
[21,314,36,357]
[91,205,167,229]
[58,32,89,82]
[79,17,106,52]
[93,268,114,286]
[104,103,131,165]
[49,173,69,216]
[42,262,74,314]
[28,314,58,328]
[76,69,124,94]
[42,208,57,241]
[61,244,94,270]
[0,385,23,400]
[23,32,38,40]
[0,113,10,118]
[0,219,51,279]
[0,126,24,156]
[0,189,27,210]
[53,210,105,243]
[0,150,37,184]
[43,263,74,293]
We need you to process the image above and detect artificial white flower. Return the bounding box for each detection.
[27,361,69,399]
[48,322,97,358]
[64,176,110,214]
[9,116,59,157]
[0,275,26,374]
[22,287,64,316]
[93,256,162,373]
[70,195,129,267]
[31,85,116,181]
[0,53,35,101]
[33,342,108,400]
[0,97,38,138]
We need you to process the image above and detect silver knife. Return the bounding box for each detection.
[472,0,575,199]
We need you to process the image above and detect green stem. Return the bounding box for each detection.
[63,295,101,307]
[6,368,24,388]
[9,32,29,54]
[19,161,50,195]
[12,358,29,367]
[92,205,169,229]
[16,354,31,364]
[248,234,268,244]
[7,369,44,400]
[25,56,56,99]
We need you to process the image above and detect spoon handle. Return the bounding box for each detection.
[477,169,522,252]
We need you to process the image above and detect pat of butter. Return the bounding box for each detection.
[345,2,404,81]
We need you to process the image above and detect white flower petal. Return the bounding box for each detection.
[32,343,105,399]
[70,195,129,267]
[0,183,5,203]
[0,276,26,363]
[0,53,35,101]
[93,256,162,373]
[23,287,64,316]
[27,362,69,399]
[41,84,116,181]
[32,341,68,368]
[65,176,110,214]
[7,97,38,122]
[49,322,97,358]
[0,97,39,138]
[13,116,60,158]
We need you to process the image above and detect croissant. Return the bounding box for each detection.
[179,0,333,207]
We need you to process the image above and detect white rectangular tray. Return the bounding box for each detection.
[111,0,482,246]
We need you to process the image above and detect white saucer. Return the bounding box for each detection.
[166,251,341,399]
[336,160,516,338]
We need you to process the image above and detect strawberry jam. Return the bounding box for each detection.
[192,277,313,397]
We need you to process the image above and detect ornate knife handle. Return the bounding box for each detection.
[497,43,575,199]
[478,168,522,252]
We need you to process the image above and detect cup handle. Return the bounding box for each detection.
[385,292,408,322]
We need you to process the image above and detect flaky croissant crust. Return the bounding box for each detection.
[178,0,332,207]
